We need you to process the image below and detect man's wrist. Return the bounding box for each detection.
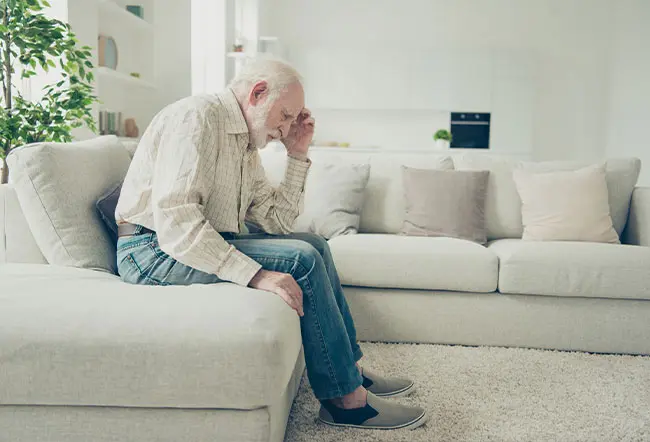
[286,147,309,161]
[288,152,309,161]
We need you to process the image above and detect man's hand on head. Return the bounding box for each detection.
[284,108,315,161]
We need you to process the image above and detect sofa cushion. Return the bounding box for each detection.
[400,167,489,244]
[454,155,641,240]
[6,136,131,274]
[0,185,47,264]
[489,239,650,300]
[360,154,454,233]
[0,264,302,409]
[96,182,123,243]
[293,162,371,239]
[453,155,522,239]
[257,146,371,238]
[328,234,498,292]
[513,164,619,243]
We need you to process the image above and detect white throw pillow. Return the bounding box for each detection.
[294,162,371,238]
[257,148,371,239]
[6,135,132,273]
[519,158,641,237]
[513,164,620,243]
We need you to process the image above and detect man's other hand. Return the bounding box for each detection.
[284,108,314,160]
[249,269,304,317]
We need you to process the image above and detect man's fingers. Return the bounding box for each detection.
[276,288,300,314]
[285,282,304,316]
[284,278,304,316]
[277,287,303,316]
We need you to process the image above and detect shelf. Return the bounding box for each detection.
[310,145,381,151]
[226,52,255,59]
[97,67,156,89]
[99,0,153,34]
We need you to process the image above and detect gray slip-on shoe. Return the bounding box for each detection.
[362,367,415,398]
[318,391,427,430]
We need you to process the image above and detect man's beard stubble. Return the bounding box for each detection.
[248,99,278,149]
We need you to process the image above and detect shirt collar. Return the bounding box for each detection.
[219,88,250,135]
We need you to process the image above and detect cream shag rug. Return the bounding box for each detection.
[284,342,650,442]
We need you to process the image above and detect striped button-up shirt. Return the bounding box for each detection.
[115,89,311,286]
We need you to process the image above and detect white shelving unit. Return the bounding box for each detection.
[98,0,153,34]
[226,52,254,59]
[95,0,157,137]
[96,67,156,89]
[42,0,191,142]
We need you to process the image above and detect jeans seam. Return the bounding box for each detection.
[124,252,164,286]
[117,239,153,252]
[246,253,344,398]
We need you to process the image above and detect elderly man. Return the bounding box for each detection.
[114,59,427,430]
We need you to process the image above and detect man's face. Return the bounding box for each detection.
[246,81,305,149]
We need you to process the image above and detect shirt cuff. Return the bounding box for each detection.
[217,246,263,286]
[285,155,311,189]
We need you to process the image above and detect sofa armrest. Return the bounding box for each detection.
[623,186,650,246]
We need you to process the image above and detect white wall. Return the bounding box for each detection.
[155,0,192,109]
[264,0,613,160]
[191,0,228,95]
[606,0,650,186]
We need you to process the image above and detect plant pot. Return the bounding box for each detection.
[435,139,449,150]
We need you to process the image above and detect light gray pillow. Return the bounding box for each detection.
[294,162,371,239]
[400,167,490,244]
[6,135,132,273]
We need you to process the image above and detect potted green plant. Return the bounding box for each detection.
[433,129,452,150]
[1,0,98,184]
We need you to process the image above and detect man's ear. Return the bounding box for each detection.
[249,81,268,106]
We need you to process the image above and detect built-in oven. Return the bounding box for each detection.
[450,112,491,149]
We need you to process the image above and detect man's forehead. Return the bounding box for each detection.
[279,83,305,115]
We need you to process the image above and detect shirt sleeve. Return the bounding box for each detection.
[151,104,262,286]
[245,153,311,234]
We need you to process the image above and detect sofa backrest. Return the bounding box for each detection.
[260,147,641,239]
[0,184,48,264]
[259,147,454,234]
[454,154,642,240]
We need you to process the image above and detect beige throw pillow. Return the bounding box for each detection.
[400,167,489,244]
[6,135,132,273]
[513,164,620,243]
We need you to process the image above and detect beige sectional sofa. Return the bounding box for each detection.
[1,137,648,442]
[300,149,650,356]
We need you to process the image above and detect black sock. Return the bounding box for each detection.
[320,399,379,425]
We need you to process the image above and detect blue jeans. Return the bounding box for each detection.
[116,226,363,400]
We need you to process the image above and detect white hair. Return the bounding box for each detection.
[228,58,303,101]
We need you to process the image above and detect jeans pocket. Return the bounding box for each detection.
[117,253,144,284]
[117,242,161,285]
